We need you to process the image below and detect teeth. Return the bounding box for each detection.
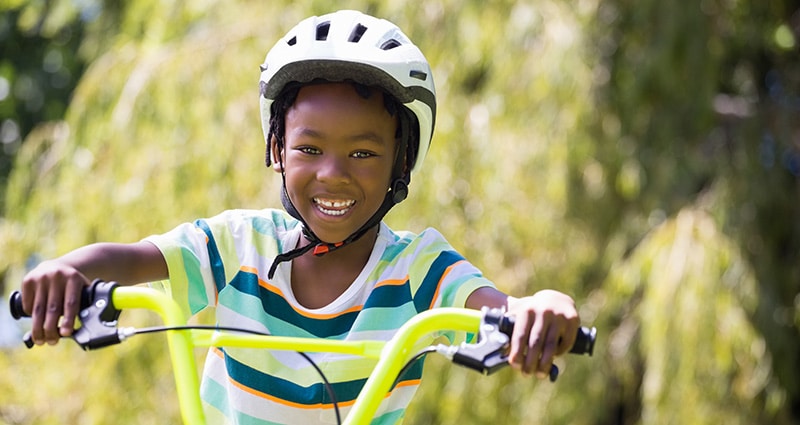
[316,199,354,208]
[314,198,355,216]
[319,208,347,216]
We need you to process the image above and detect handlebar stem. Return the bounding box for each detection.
[112,286,206,425]
[345,308,483,425]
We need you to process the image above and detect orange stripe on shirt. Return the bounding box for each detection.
[211,348,358,410]
[374,276,409,288]
[375,379,422,403]
[210,348,422,409]
[428,260,466,310]
[229,376,356,409]
[239,266,363,320]
[241,266,284,296]
[393,378,421,390]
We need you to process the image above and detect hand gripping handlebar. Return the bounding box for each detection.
[449,307,596,381]
[9,279,122,350]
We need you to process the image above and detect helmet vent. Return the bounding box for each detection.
[348,24,368,42]
[316,21,331,41]
[380,39,401,50]
[287,36,297,46]
[409,70,428,81]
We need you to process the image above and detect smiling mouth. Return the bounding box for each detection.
[313,198,356,216]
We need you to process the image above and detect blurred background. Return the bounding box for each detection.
[0,0,798,424]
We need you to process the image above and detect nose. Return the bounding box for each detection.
[316,154,351,185]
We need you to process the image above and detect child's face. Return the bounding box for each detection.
[274,82,398,243]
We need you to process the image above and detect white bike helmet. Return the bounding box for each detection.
[259,9,436,171]
[259,10,438,278]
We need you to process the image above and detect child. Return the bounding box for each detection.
[19,10,580,424]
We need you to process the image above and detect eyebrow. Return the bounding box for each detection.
[294,127,390,145]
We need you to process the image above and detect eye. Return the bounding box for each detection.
[297,146,321,155]
[351,151,377,159]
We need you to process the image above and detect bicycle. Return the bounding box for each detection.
[9,280,596,425]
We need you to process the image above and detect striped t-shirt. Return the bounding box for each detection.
[145,209,494,425]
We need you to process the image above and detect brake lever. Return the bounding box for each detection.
[450,307,596,382]
[70,280,122,350]
[14,279,123,350]
[451,307,512,375]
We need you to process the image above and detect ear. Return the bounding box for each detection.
[270,135,284,173]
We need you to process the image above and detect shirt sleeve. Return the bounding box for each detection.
[143,209,292,318]
[436,259,495,309]
[399,228,496,345]
[143,218,227,317]
[406,227,496,311]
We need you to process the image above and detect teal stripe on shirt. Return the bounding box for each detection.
[220,347,366,405]
[218,347,424,406]
[179,244,215,314]
[363,280,413,309]
[196,219,227,294]
[227,270,360,338]
[225,270,420,338]
[413,250,465,313]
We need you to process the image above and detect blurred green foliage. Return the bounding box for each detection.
[0,1,83,210]
[0,0,798,424]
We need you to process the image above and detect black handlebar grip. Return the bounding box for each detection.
[9,287,94,320]
[570,326,596,356]
[9,291,27,320]
[499,316,596,356]
[9,291,34,348]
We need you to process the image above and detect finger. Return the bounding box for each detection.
[20,277,35,317]
[524,312,547,376]
[508,312,532,371]
[44,280,66,345]
[556,319,580,355]
[30,284,48,345]
[60,276,86,337]
[537,320,564,377]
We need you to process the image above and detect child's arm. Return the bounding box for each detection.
[19,241,168,346]
[466,287,579,379]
